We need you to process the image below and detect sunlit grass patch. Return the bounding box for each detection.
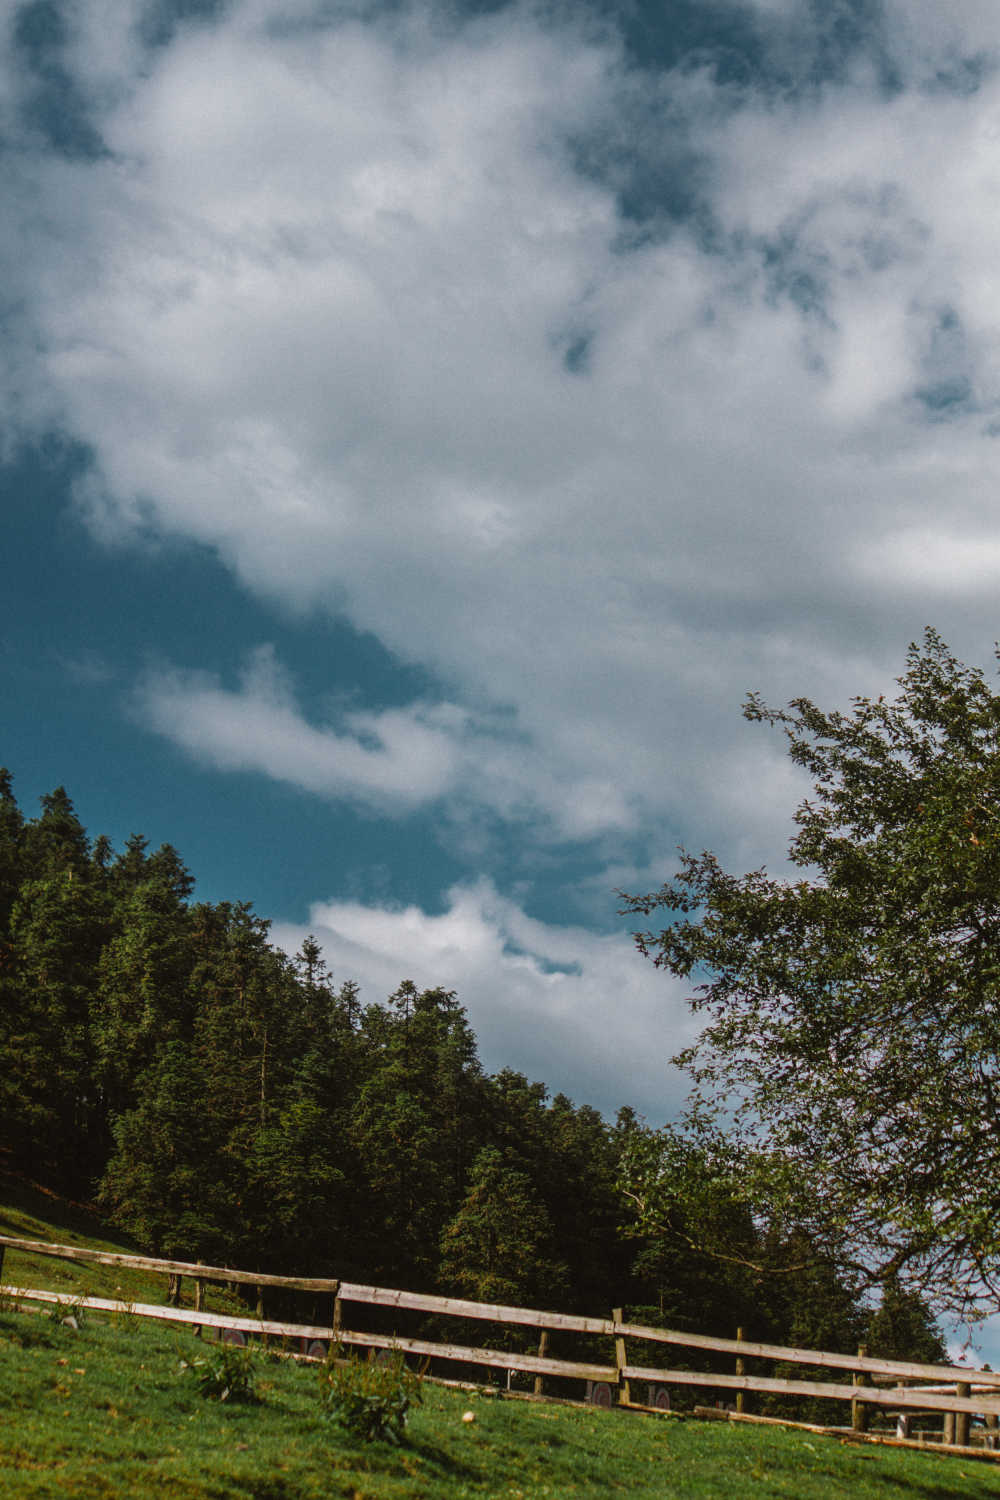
[3,1307,1000,1498]
[3,1187,1000,1500]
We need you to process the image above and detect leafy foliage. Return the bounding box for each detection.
[623,630,1000,1317]
[318,1348,421,1443]
[178,1341,259,1403]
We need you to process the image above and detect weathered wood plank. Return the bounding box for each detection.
[4,1287,337,1342]
[337,1330,616,1383]
[621,1364,1000,1417]
[0,1238,611,1330]
[6,1231,996,1393]
[613,1317,1000,1387]
[721,1408,1000,1462]
[0,1236,340,1294]
[853,1342,870,1433]
[4,1287,615,1383]
[336,1282,613,1335]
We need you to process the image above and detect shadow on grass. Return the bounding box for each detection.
[403,1432,483,1483]
[855,1464,1000,1500]
[0,1311,55,1349]
[0,1164,141,1250]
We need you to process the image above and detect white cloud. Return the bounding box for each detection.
[271,878,694,1121]
[136,644,461,808]
[7,0,1000,871]
[880,2,1000,79]
[856,526,1000,594]
[137,644,640,839]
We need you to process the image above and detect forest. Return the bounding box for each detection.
[0,767,945,1379]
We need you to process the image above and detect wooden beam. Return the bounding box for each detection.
[336,1330,617,1384]
[0,1236,339,1294]
[722,1408,1000,1462]
[621,1363,1000,1417]
[336,1282,613,1335]
[0,1239,613,1332]
[852,1343,870,1433]
[5,1230,996,1397]
[534,1330,549,1396]
[4,1287,615,1384]
[956,1383,971,1448]
[6,1287,340,1342]
[612,1315,1000,1388]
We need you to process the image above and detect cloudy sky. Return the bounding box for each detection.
[4,0,1000,1130]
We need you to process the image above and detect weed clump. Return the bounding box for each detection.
[318,1347,422,1444]
[179,1340,260,1403]
[47,1295,86,1329]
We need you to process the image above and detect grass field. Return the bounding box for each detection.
[7,1309,1000,1500]
[3,1177,1000,1499]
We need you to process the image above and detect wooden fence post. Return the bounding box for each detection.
[332,1284,342,1347]
[955,1383,970,1448]
[193,1261,204,1338]
[613,1308,630,1406]
[533,1330,550,1396]
[256,1284,268,1350]
[852,1344,870,1432]
[984,1370,999,1449]
[735,1327,745,1414]
[894,1383,911,1439]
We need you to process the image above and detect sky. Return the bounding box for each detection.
[4,0,1000,1158]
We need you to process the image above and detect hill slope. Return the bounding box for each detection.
[2,1178,1000,1500]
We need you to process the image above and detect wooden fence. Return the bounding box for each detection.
[3,1232,999,1452]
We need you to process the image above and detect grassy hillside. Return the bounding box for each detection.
[3,1177,1000,1499]
[0,1169,161,1304]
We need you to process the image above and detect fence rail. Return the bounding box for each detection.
[3,1232,998,1448]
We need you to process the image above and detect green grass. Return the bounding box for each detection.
[5,1309,1000,1499]
[4,1178,1000,1498]
[0,1172,166,1307]
[0,1173,245,1319]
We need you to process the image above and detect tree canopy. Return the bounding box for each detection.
[623,629,1000,1319]
[0,762,946,1372]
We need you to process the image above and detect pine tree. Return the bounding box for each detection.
[91,841,196,1133]
[350,984,487,1285]
[866,1278,946,1365]
[0,788,108,1190]
[440,1146,568,1307]
[0,768,24,942]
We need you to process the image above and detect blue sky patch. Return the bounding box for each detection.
[5,0,1000,1182]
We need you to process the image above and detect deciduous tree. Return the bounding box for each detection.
[623,630,1000,1318]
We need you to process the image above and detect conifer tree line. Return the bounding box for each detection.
[0,768,944,1373]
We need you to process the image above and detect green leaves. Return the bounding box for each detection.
[624,629,1000,1318]
[318,1349,421,1444]
[179,1342,260,1404]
